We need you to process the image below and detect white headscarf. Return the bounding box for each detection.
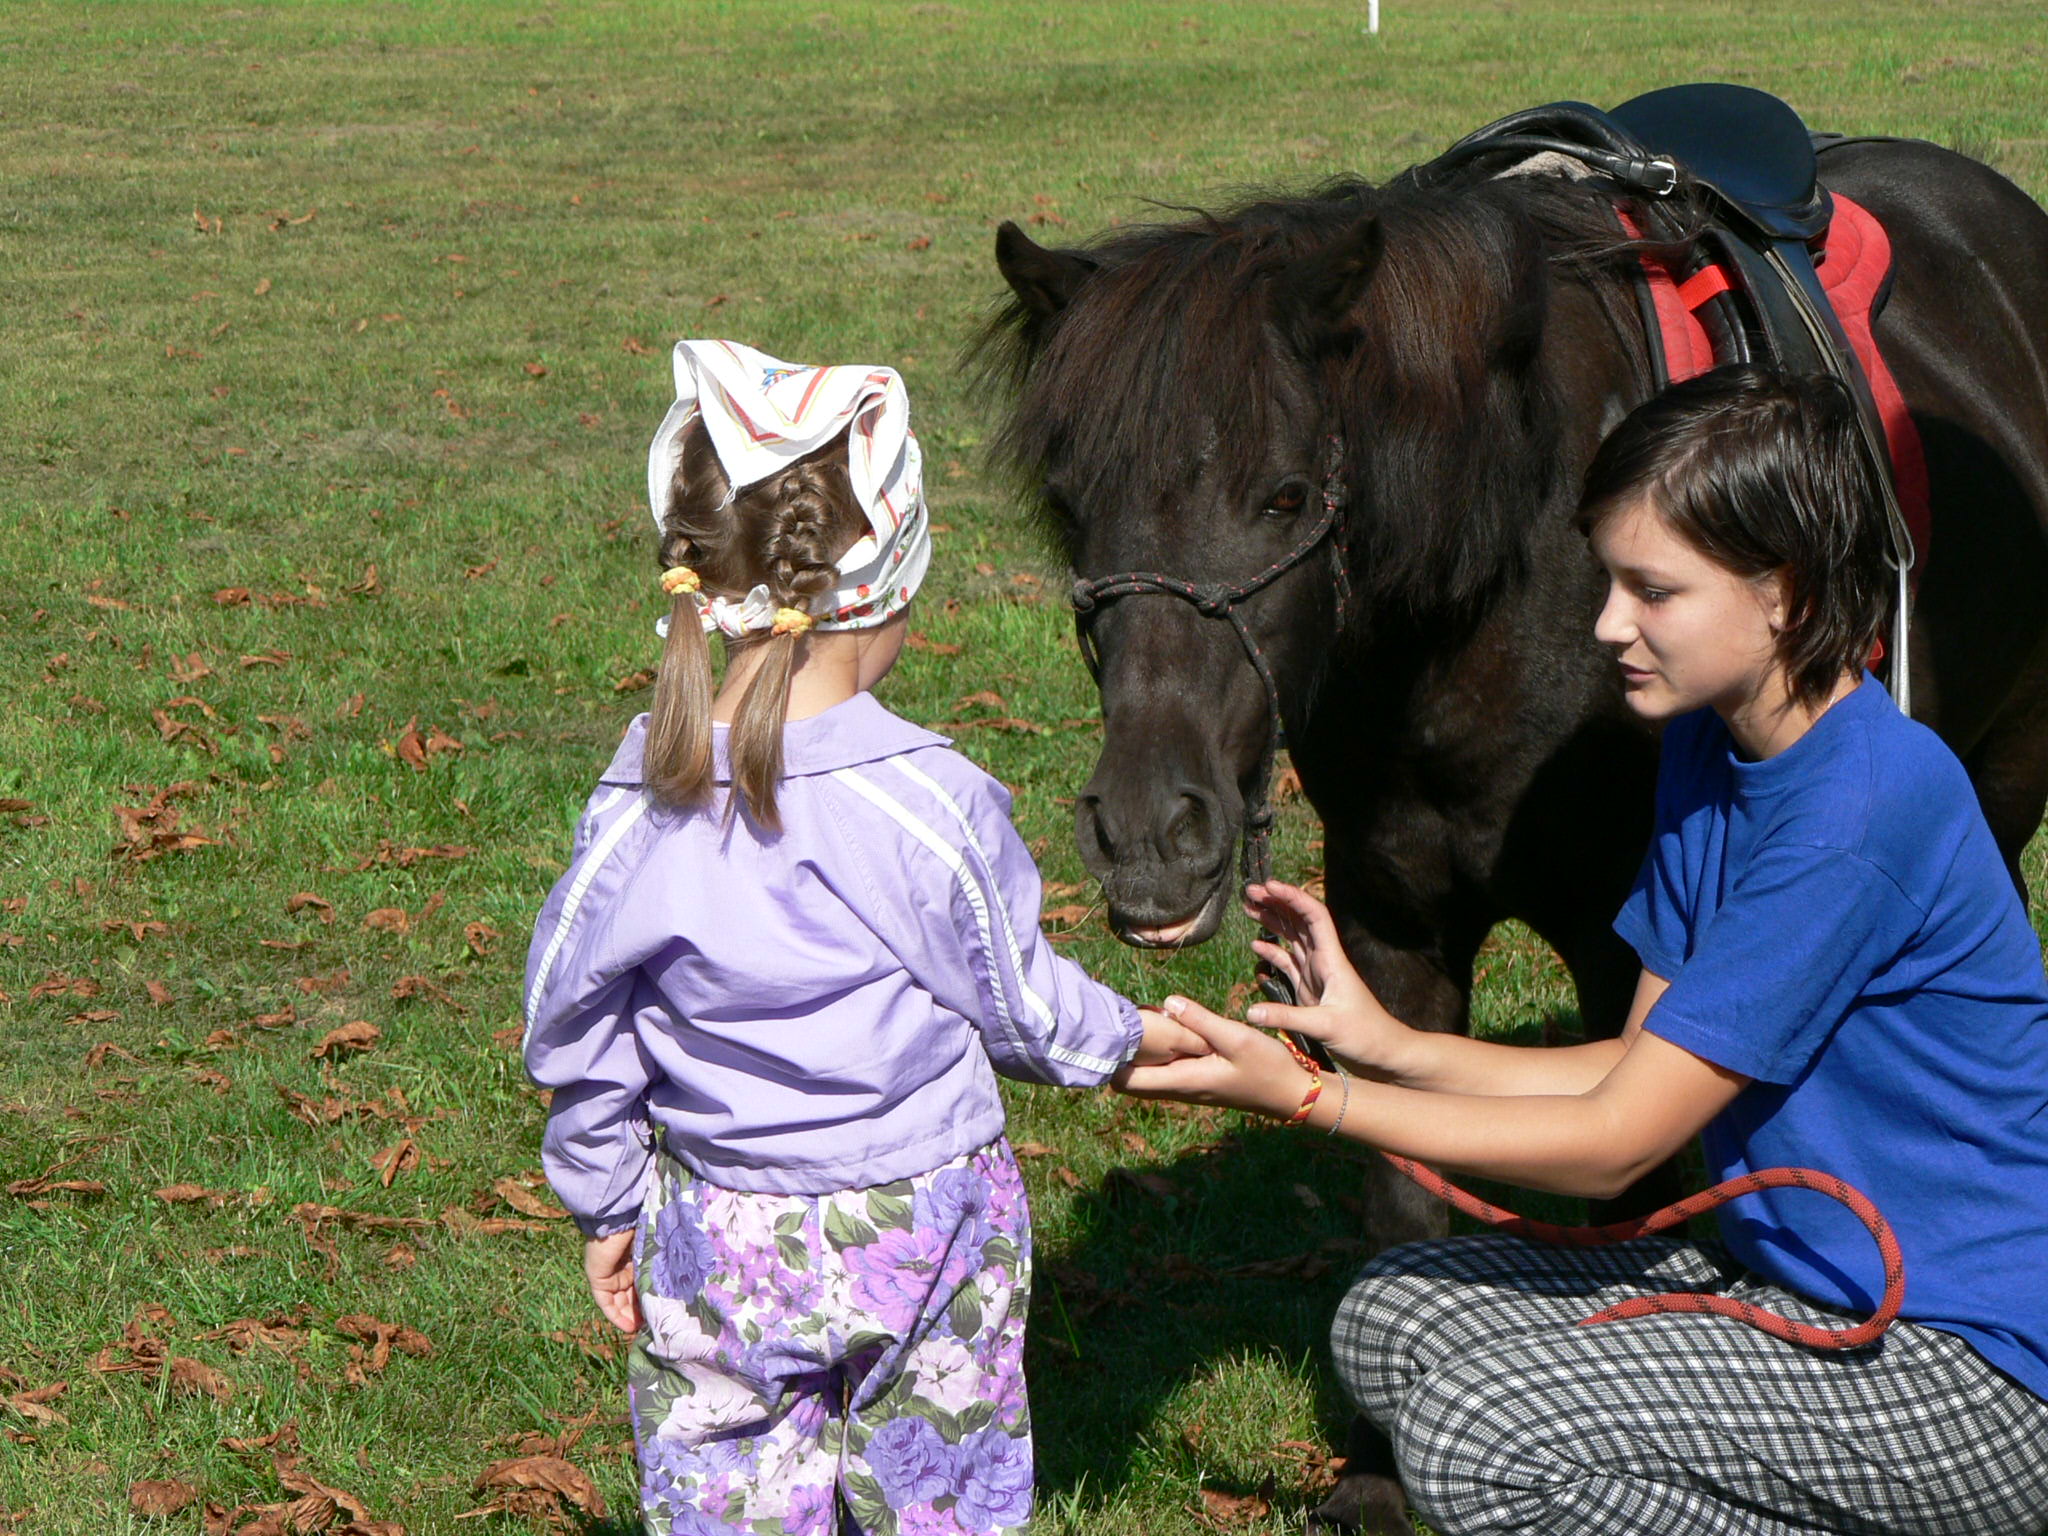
[645,339,932,638]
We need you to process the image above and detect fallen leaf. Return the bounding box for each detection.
[1012,1141,1058,1158]
[369,1139,419,1188]
[166,1356,234,1402]
[1197,1475,1275,1530]
[286,892,335,924]
[156,1184,233,1206]
[523,362,547,378]
[361,907,410,935]
[310,1021,380,1060]
[467,1456,606,1519]
[906,234,932,251]
[129,1478,199,1517]
[463,921,499,957]
[146,979,173,1006]
[1042,904,1093,927]
[613,669,654,694]
[492,1176,568,1220]
[389,975,467,1014]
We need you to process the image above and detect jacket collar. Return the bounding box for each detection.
[599,691,950,787]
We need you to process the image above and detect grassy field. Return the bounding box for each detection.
[3,2,2045,1532]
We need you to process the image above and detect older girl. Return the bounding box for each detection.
[1122,367,2048,1536]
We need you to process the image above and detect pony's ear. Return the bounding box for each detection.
[995,221,1099,321]
[1283,214,1385,347]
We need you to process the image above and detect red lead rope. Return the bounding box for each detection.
[1381,1154,1907,1350]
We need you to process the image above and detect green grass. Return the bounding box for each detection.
[3,2,2046,1532]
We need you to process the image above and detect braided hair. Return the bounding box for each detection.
[645,417,866,828]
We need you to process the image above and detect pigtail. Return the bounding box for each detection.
[725,454,859,832]
[644,435,730,810]
[644,554,717,809]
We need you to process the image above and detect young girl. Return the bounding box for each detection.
[524,340,1199,1536]
[1121,367,2048,1536]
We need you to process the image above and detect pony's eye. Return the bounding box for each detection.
[1265,483,1309,516]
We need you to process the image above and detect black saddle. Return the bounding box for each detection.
[1420,83,1918,703]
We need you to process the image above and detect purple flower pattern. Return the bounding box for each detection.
[629,1142,1034,1534]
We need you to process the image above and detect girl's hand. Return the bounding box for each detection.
[584,1230,642,1335]
[1245,880,1421,1081]
[1126,1006,1214,1067]
[1115,995,1316,1121]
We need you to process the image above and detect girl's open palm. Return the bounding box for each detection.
[1244,880,1420,1079]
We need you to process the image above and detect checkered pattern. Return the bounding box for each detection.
[1332,1235,2048,1536]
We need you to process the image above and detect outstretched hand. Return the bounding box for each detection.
[1115,994,1317,1121]
[1244,880,1418,1081]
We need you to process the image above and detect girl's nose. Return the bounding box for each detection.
[1592,584,1632,649]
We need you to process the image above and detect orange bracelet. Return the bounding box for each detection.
[1278,1031,1323,1126]
[1285,1066,1323,1125]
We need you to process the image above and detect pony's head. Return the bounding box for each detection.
[985,177,1590,944]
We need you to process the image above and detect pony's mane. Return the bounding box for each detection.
[980,166,1696,620]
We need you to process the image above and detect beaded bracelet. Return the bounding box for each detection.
[1327,1063,1352,1137]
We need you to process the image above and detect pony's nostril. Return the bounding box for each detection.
[1076,795,1116,863]
[1163,792,1216,860]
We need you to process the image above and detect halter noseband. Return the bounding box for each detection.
[1066,437,1351,892]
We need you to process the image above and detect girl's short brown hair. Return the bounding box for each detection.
[1579,366,1897,707]
[645,419,866,830]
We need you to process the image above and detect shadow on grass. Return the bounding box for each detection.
[1026,1010,1620,1526]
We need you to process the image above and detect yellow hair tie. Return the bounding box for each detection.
[660,566,702,597]
[770,607,816,637]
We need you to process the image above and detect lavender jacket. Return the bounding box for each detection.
[523,692,1143,1235]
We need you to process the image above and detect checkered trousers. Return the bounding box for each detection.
[1330,1235,2048,1536]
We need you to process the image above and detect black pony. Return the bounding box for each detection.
[985,140,2048,1532]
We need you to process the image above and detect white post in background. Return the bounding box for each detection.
[1367,0,1380,32]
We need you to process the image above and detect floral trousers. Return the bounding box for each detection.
[627,1139,1035,1536]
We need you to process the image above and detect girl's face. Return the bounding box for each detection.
[1591,495,1792,726]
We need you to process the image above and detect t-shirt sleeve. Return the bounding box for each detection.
[1642,844,1925,1084]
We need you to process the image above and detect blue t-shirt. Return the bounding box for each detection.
[1615,675,2048,1401]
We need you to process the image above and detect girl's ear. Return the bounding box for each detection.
[1762,567,1797,633]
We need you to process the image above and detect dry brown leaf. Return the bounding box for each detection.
[310,1021,380,1060]
[470,1454,605,1518]
[1011,1140,1057,1158]
[903,630,962,656]
[462,920,499,957]
[146,979,174,1006]
[129,1478,200,1517]
[3,1381,69,1427]
[167,1356,234,1402]
[286,892,335,924]
[1041,904,1093,927]
[390,975,466,1012]
[491,1176,568,1221]
[156,1183,232,1206]
[369,1139,419,1188]
[361,907,410,935]
[1197,1474,1275,1530]
[613,669,654,694]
